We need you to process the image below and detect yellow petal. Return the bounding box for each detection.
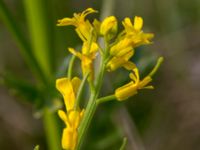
[134,16,143,31]
[68,48,82,59]
[123,17,133,27]
[81,8,98,18]
[138,76,152,89]
[71,130,78,150]
[68,111,81,129]
[57,18,76,26]
[93,19,101,34]
[123,61,136,70]
[56,78,76,111]
[82,42,98,55]
[110,38,131,55]
[115,81,138,101]
[81,56,94,80]
[90,42,98,53]
[115,46,133,57]
[123,50,134,61]
[76,21,92,41]
[122,17,133,33]
[62,127,73,149]
[100,16,117,36]
[56,78,71,95]
[58,110,69,125]
[75,27,88,42]
[140,33,154,44]
[107,57,126,71]
[129,68,140,84]
[71,77,81,95]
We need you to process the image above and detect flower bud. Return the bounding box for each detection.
[100,16,117,39]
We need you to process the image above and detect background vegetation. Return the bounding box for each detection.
[0,0,200,149]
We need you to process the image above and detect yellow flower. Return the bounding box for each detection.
[100,16,117,39]
[115,68,154,101]
[57,8,98,42]
[106,38,136,71]
[56,77,81,111]
[56,77,84,150]
[122,16,154,46]
[106,16,154,71]
[58,110,84,150]
[68,42,98,80]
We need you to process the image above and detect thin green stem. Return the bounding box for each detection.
[94,58,106,99]
[74,72,89,110]
[119,137,127,150]
[89,81,95,94]
[43,109,61,150]
[77,57,106,150]
[67,55,76,79]
[96,94,116,105]
[76,92,97,150]
[148,57,164,77]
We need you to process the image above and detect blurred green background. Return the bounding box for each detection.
[0,0,200,150]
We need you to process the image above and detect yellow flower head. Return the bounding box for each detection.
[115,68,153,101]
[107,38,136,71]
[68,42,98,80]
[114,57,164,101]
[106,16,154,72]
[57,8,98,42]
[122,16,154,46]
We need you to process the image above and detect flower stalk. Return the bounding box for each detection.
[43,109,62,150]
[77,55,107,150]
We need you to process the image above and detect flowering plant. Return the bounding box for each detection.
[56,8,163,150]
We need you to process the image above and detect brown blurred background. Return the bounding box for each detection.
[0,0,200,149]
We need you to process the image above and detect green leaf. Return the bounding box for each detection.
[23,0,55,82]
[0,0,47,84]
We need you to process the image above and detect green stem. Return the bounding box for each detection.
[96,94,116,104]
[74,72,89,110]
[43,109,61,150]
[77,57,106,150]
[148,57,164,77]
[68,55,76,79]
[77,94,98,148]
[119,137,127,150]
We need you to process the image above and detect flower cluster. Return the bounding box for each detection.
[56,8,163,150]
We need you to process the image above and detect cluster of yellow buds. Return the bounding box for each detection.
[56,7,163,150]
[106,16,154,71]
